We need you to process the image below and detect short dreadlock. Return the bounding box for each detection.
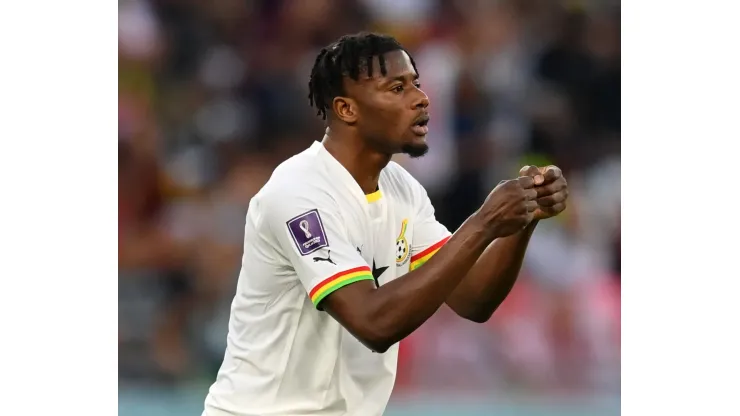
[308,32,418,120]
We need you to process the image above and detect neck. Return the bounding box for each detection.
[321,127,392,195]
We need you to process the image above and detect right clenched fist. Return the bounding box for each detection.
[477,176,539,238]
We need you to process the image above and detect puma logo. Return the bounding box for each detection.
[313,250,336,265]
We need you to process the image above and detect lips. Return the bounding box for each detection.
[411,114,430,136]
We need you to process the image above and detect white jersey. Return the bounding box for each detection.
[203,140,451,416]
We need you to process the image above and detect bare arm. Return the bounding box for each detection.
[445,221,538,323]
[322,215,492,352]
[444,165,569,323]
[321,178,538,353]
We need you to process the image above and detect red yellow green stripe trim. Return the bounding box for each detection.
[309,266,374,307]
[410,236,451,271]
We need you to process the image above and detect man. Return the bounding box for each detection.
[203,32,568,416]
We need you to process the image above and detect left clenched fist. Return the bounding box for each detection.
[518,165,568,221]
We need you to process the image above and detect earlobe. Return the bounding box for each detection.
[333,97,358,124]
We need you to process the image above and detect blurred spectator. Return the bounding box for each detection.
[119,0,620,401]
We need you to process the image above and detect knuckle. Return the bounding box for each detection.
[520,165,537,174]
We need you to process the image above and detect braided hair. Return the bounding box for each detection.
[308,32,418,120]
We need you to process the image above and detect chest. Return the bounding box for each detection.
[343,194,415,286]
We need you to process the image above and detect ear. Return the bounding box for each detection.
[332,96,358,124]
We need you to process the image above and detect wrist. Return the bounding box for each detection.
[523,219,539,237]
[468,210,501,242]
[470,210,510,240]
[472,210,539,240]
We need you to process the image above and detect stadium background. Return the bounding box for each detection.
[118,0,620,414]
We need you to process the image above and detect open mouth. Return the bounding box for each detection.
[411,115,430,136]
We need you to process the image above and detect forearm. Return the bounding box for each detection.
[363,215,494,349]
[446,220,539,322]
[323,176,540,352]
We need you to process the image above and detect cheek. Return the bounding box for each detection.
[362,106,395,127]
[379,106,406,129]
[359,97,408,133]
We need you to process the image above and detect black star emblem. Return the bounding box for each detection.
[372,259,388,288]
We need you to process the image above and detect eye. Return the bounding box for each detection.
[414,81,422,88]
[391,84,404,93]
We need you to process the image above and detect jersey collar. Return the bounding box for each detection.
[312,139,383,205]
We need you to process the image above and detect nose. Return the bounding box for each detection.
[413,88,429,110]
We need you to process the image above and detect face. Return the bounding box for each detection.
[333,50,431,158]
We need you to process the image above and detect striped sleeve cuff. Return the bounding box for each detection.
[309,266,375,308]
[409,236,451,271]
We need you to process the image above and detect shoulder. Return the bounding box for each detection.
[256,155,339,217]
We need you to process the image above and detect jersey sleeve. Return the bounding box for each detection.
[264,189,374,309]
[409,186,452,271]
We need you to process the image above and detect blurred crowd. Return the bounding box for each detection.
[119,0,621,397]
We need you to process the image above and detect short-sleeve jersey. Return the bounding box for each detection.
[203,140,451,416]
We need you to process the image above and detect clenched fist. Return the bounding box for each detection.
[477,176,539,238]
[519,165,568,220]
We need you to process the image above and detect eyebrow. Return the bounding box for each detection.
[380,73,420,87]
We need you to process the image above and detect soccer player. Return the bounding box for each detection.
[203,32,568,416]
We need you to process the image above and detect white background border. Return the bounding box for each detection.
[621,0,740,414]
[0,1,116,414]
[0,0,739,414]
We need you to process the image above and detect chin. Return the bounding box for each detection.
[400,140,429,158]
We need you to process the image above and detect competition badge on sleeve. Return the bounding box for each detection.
[287,209,330,256]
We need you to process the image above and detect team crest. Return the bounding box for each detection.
[395,219,410,266]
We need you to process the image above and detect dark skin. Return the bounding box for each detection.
[323,50,429,194]
[319,50,568,352]
[446,165,568,322]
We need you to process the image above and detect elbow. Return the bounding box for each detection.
[451,297,507,324]
[355,322,397,354]
[359,329,395,354]
[447,298,497,324]
[355,334,392,353]
[453,304,497,323]
[464,311,494,323]
[366,340,392,354]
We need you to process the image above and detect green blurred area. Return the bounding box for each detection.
[119,386,619,416]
